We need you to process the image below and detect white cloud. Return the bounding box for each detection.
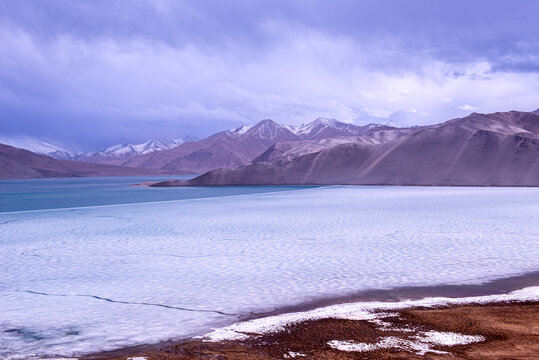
[2,20,539,144]
[364,108,393,119]
[458,104,477,111]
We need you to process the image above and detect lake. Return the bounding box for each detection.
[1,178,538,357]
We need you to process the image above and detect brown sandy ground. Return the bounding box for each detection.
[86,301,538,360]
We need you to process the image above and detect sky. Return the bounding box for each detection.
[1,0,539,150]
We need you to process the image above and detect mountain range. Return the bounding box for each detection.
[74,136,199,163]
[154,110,539,187]
[0,136,199,162]
[2,110,538,185]
[117,118,388,173]
[0,143,165,179]
[0,118,382,179]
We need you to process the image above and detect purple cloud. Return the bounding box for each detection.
[1,0,539,149]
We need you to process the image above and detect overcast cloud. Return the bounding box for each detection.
[1,0,539,150]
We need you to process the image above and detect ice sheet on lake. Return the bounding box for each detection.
[1,186,538,357]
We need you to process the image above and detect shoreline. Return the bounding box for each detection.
[238,271,539,321]
[155,300,539,359]
[81,271,539,360]
[139,180,539,187]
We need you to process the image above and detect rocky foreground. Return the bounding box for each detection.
[85,301,538,360]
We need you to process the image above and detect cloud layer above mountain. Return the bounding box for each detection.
[1,0,539,149]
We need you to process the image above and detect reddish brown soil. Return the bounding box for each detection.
[84,301,538,360]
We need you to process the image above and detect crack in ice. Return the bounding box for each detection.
[22,290,236,316]
[1,219,19,225]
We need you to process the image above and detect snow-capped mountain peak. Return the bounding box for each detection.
[227,118,391,142]
[74,136,199,162]
[288,118,377,139]
[131,138,178,155]
[99,137,198,157]
[246,119,289,139]
[0,134,200,161]
[312,117,340,127]
[228,119,293,140]
[292,118,341,137]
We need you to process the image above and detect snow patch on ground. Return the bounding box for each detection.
[328,339,385,352]
[370,318,414,332]
[417,330,485,346]
[284,351,306,358]
[203,286,539,341]
[328,330,484,355]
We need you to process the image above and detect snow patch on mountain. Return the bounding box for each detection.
[77,136,199,160]
[231,124,254,135]
[0,136,77,159]
[260,118,391,139]
[294,118,347,137]
[247,119,291,140]
[227,120,292,140]
[227,118,390,141]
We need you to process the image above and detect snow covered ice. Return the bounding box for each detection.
[1,185,538,357]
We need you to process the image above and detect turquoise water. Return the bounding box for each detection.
[0,176,315,212]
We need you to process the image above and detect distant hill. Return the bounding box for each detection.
[0,136,199,163]
[0,143,170,179]
[0,136,77,160]
[155,110,539,187]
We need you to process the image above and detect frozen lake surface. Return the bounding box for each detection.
[1,181,538,357]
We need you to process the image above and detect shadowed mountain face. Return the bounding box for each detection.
[0,143,167,179]
[116,119,383,173]
[156,111,539,187]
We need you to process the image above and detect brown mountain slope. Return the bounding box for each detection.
[156,110,539,187]
[252,127,413,163]
[116,119,299,173]
[0,143,165,179]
